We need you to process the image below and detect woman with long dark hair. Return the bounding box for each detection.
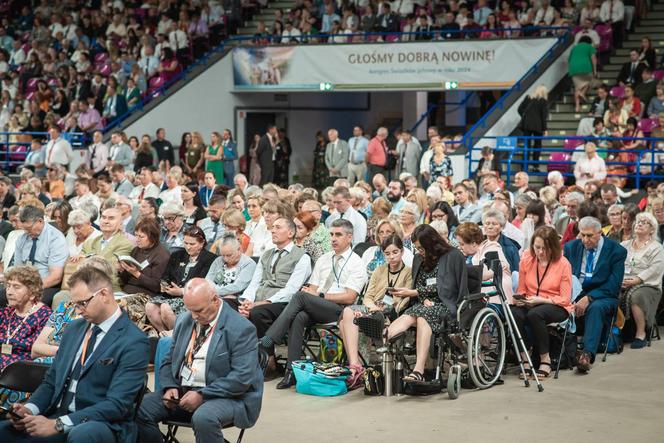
[312,130,329,189]
[388,225,468,383]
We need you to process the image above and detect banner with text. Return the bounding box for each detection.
[232,38,558,91]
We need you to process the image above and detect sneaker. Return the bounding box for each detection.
[630,338,647,349]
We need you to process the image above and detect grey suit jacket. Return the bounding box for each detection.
[159,304,263,429]
[110,143,133,167]
[115,178,134,197]
[325,139,350,177]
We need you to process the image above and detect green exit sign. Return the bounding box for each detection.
[319,82,333,91]
[445,81,459,89]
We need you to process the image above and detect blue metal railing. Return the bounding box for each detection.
[103,25,572,133]
[466,135,664,188]
[461,28,573,161]
[0,132,86,172]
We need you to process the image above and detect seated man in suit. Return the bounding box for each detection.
[564,216,627,372]
[0,266,149,442]
[259,219,368,389]
[137,278,263,443]
[616,49,647,87]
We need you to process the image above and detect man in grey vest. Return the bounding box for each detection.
[238,217,311,338]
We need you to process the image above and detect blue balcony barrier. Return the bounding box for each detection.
[465,135,664,188]
[0,132,86,172]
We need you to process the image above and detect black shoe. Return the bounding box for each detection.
[276,369,296,389]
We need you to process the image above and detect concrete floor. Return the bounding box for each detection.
[161,341,664,443]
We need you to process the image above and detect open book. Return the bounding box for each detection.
[114,254,149,270]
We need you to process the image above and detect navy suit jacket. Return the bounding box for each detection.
[29,312,149,441]
[223,141,238,178]
[563,237,627,301]
[159,303,263,429]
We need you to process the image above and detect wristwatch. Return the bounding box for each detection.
[318,292,325,299]
[54,418,65,433]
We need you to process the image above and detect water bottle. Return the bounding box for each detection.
[394,359,404,395]
[382,352,394,397]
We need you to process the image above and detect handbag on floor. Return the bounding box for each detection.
[291,361,350,397]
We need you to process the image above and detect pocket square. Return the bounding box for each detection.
[99,358,114,365]
[217,352,229,357]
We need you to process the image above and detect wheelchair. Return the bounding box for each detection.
[379,254,544,399]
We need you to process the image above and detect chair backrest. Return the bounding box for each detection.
[637,118,659,134]
[610,86,625,99]
[352,241,374,257]
[563,138,583,151]
[0,361,51,393]
[466,264,483,295]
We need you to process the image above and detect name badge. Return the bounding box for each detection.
[426,277,437,286]
[329,283,344,294]
[180,365,193,381]
[1,343,12,355]
[585,273,593,279]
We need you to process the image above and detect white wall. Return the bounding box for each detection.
[124,55,404,184]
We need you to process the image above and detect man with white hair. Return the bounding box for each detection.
[547,170,565,191]
[513,171,530,197]
[325,129,350,182]
[555,191,584,235]
[564,216,627,373]
[396,130,421,177]
[70,177,101,211]
[233,173,248,192]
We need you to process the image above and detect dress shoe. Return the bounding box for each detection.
[276,369,296,389]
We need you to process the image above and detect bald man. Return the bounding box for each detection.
[137,278,263,443]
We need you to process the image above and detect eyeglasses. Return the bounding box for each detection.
[72,288,103,310]
[635,220,653,227]
[161,216,178,222]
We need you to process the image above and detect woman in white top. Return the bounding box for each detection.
[620,212,664,349]
[158,170,182,205]
[245,195,270,257]
[65,209,101,257]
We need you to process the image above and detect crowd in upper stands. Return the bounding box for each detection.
[254,0,654,44]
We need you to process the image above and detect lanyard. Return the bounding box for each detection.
[535,261,551,297]
[387,265,404,288]
[205,187,213,204]
[332,253,350,285]
[4,304,38,343]
[186,319,217,368]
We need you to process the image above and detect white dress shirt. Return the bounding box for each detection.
[599,0,625,22]
[574,155,607,188]
[324,205,367,246]
[309,247,367,295]
[240,242,312,303]
[45,137,74,168]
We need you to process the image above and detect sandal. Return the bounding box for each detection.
[402,371,426,383]
[518,364,533,380]
[536,362,551,379]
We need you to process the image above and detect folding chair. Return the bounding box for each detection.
[602,306,624,362]
[0,361,51,393]
[163,348,269,443]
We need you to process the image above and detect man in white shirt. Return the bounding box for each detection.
[599,0,625,49]
[452,183,481,223]
[534,0,555,25]
[110,164,134,197]
[87,130,108,175]
[281,20,302,44]
[347,126,369,185]
[574,142,607,188]
[574,19,600,47]
[259,219,368,389]
[513,171,530,197]
[325,186,367,245]
[70,178,102,212]
[129,167,160,204]
[138,45,160,78]
[199,194,227,245]
[8,40,26,66]
[239,217,311,339]
[45,125,74,170]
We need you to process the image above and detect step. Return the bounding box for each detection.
[625,35,664,45]
[603,64,622,72]
[549,111,588,122]
[548,120,580,130]
[556,103,591,113]
[631,25,664,33]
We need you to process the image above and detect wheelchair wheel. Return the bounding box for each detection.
[447,364,461,399]
[467,307,506,389]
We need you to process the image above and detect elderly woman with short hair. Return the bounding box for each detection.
[205,232,257,308]
[603,203,624,238]
[65,208,101,256]
[159,201,187,252]
[512,193,534,229]
[482,208,521,274]
[212,209,253,255]
[0,266,51,409]
[399,201,420,250]
[620,212,664,349]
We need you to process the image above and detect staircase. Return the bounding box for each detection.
[547,4,664,141]
[238,1,298,36]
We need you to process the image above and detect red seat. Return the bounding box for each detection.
[637,118,659,134]
[595,23,612,53]
[99,63,112,76]
[654,70,664,81]
[547,151,571,173]
[94,52,109,64]
[25,91,35,100]
[563,138,584,151]
[610,86,625,98]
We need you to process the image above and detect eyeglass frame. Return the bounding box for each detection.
[72,288,104,310]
